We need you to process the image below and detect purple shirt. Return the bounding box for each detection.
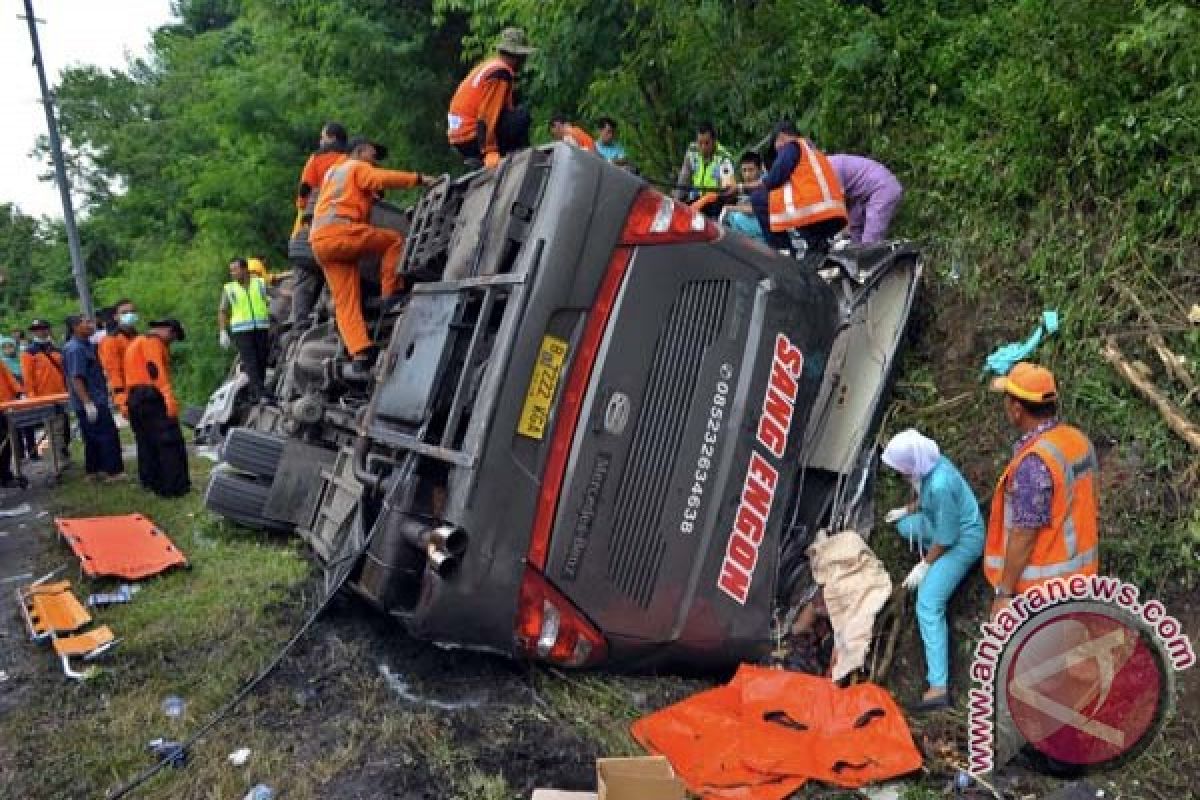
[1007,419,1058,529]
[827,154,902,203]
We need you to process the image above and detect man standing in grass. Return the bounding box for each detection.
[63,315,125,482]
[125,319,190,497]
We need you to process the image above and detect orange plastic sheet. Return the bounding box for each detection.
[56,514,187,579]
[632,665,922,800]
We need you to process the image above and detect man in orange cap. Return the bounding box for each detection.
[309,137,437,374]
[985,362,1099,617]
[446,27,535,168]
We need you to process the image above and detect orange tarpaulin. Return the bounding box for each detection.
[55,514,187,579]
[632,665,922,800]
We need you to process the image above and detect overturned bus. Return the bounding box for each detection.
[202,143,921,671]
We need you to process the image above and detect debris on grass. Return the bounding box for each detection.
[161,695,186,719]
[0,503,32,518]
[242,783,274,800]
[228,747,252,767]
[146,738,188,769]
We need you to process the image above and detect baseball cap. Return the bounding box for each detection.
[990,362,1058,403]
[149,318,187,342]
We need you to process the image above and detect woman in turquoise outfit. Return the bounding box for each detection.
[882,428,984,711]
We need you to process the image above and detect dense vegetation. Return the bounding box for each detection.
[3,0,1197,583]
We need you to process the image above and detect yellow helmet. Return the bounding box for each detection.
[247,258,268,280]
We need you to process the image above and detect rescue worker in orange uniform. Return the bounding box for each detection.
[125,319,190,497]
[97,297,138,416]
[447,27,535,168]
[310,137,436,374]
[748,121,847,255]
[985,362,1099,618]
[548,115,596,151]
[295,121,349,222]
[21,318,70,461]
[0,358,24,486]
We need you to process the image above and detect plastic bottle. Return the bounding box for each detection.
[243,785,274,800]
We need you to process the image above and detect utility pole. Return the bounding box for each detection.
[21,0,93,317]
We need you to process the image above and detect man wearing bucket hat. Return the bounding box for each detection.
[985,362,1099,618]
[447,27,535,168]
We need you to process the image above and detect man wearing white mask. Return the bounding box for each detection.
[881,428,984,711]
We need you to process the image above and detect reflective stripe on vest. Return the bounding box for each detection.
[985,429,1099,585]
[311,161,357,232]
[225,277,270,332]
[768,139,847,228]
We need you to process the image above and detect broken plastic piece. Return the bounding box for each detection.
[228,747,251,767]
[243,784,274,800]
[147,738,188,769]
[87,585,134,607]
[55,514,187,579]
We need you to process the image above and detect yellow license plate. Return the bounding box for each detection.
[517,335,569,440]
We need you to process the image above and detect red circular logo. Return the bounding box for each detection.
[1004,608,1167,767]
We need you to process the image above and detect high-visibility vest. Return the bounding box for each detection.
[224,277,270,333]
[447,57,514,145]
[984,423,1100,592]
[767,139,848,232]
[686,143,734,191]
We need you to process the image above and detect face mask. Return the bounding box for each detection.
[33,335,50,344]
[119,312,139,326]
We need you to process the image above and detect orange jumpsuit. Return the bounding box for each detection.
[124,335,179,419]
[98,332,132,415]
[19,349,67,397]
[447,58,515,158]
[309,158,420,356]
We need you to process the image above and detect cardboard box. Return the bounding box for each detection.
[596,756,684,800]
[531,756,684,800]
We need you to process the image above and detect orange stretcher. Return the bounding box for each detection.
[55,514,188,580]
[16,571,120,680]
[1,392,70,481]
[56,515,186,578]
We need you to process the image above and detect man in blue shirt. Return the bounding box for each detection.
[63,315,125,481]
[594,116,628,165]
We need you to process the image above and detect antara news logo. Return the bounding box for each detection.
[968,574,1195,776]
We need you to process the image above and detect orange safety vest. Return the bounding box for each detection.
[310,159,418,236]
[984,423,1099,592]
[447,57,514,145]
[767,139,847,232]
[563,124,596,152]
[125,334,179,419]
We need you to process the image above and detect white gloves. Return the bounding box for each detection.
[885,506,910,524]
[219,330,232,350]
[902,560,930,590]
[83,402,98,423]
